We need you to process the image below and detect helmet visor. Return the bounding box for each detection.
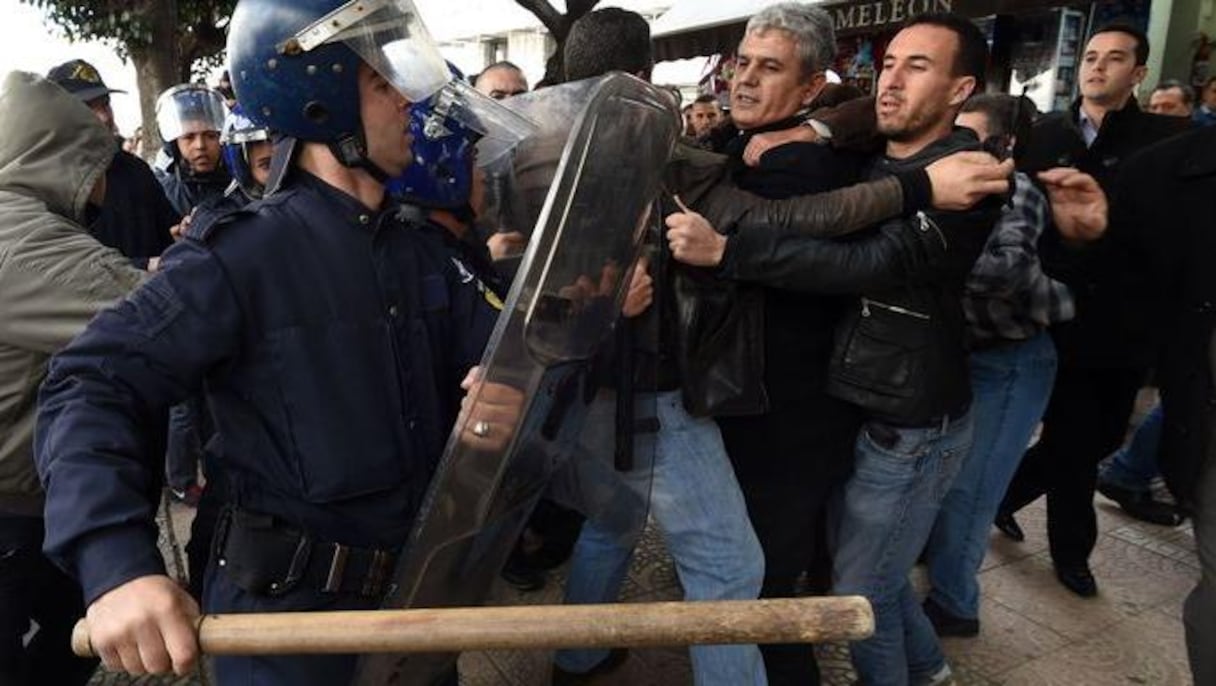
[289,0,449,103]
[156,86,227,141]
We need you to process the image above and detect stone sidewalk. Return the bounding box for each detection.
[90,487,1197,686]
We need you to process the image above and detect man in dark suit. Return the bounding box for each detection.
[998,23,1191,597]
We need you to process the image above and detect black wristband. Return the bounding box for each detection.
[896,168,933,216]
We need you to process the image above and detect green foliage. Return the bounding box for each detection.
[22,0,235,72]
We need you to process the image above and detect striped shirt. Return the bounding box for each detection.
[964,172,1075,345]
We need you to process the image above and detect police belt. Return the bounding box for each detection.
[214,507,398,599]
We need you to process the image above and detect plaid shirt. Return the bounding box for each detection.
[964,172,1075,345]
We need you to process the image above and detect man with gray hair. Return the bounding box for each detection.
[1148,79,1197,118]
[705,5,873,684]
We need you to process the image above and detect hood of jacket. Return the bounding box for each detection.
[0,71,114,225]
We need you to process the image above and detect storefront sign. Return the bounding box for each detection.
[829,0,955,33]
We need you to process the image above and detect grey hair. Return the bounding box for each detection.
[745,3,837,76]
[1154,79,1196,105]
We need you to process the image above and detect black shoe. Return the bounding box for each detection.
[994,512,1024,542]
[551,648,628,686]
[1097,480,1186,526]
[500,558,547,592]
[1055,565,1098,597]
[923,597,979,637]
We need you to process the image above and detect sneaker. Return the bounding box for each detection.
[169,483,203,507]
[925,663,955,686]
[923,597,979,638]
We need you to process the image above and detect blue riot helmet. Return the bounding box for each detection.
[221,105,272,197]
[226,0,536,181]
[388,63,479,211]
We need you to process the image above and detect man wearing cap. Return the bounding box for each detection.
[47,59,180,270]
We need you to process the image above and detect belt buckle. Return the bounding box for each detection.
[361,550,392,598]
[323,544,349,594]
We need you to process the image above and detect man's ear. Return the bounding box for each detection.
[949,76,978,107]
[801,71,828,107]
[1132,64,1148,87]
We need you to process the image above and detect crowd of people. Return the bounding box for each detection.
[1,1,1214,686]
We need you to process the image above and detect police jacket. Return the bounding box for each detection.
[35,172,500,604]
[92,146,180,268]
[0,72,145,517]
[1019,97,1190,369]
[718,129,1001,426]
[153,145,233,217]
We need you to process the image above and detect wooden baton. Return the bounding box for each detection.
[73,596,872,657]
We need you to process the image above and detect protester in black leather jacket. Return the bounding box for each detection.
[711,128,1002,425]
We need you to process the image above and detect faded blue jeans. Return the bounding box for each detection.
[833,411,973,686]
[927,332,1057,619]
[556,390,766,686]
[1100,402,1163,493]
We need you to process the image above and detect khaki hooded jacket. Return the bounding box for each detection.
[0,71,144,516]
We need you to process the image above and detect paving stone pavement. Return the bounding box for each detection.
[87,486,1197,686]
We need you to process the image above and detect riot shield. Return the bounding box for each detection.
[353,73,679,686]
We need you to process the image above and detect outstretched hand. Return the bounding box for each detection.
[1037,168,1107,242]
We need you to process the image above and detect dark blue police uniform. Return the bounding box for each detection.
[36,171,500,684]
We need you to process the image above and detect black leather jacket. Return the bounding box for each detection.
[720,129,1002,425]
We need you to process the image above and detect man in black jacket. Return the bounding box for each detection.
[46,60,179,270]
[668,10,1010,686]
[999,23,1192,597]
[670,14,1002,685]
[1116,124,1216,686]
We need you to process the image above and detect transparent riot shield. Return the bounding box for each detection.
[353,73,679,686]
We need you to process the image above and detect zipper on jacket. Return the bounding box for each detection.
[916,211,948,249]
[861,296,931,320]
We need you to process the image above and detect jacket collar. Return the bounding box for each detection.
[1068,96,1141,133]
[879,127,981,173]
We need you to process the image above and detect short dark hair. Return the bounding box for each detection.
[564,7,653,82]
[1154,79,1195,105]
[693,94,718,106]
[960,93,1038,160]
[902,13,989,92]
[1090,22,1150,66]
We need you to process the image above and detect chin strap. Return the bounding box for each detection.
[330,133,391,184]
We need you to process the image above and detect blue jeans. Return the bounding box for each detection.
[556,391,766,686]
[927,332,1057,619]
[1100,402,1163,493]
[833,412,973,686]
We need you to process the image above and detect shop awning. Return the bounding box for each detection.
[651,0,1048,62]
[651,0,792,61]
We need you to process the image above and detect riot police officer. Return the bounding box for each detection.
[35,0,523,682]
[152,84,232,217]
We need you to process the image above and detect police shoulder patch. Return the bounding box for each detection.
[184,207,255,244]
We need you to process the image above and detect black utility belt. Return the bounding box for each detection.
[214,507,398,599]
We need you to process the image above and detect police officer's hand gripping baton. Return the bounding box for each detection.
[73,596,872,657]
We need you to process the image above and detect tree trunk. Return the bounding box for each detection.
[515,0,601,85]
[129,0,180,160]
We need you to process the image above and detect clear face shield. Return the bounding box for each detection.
[283,0,536,164]
[155,86,227,141]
